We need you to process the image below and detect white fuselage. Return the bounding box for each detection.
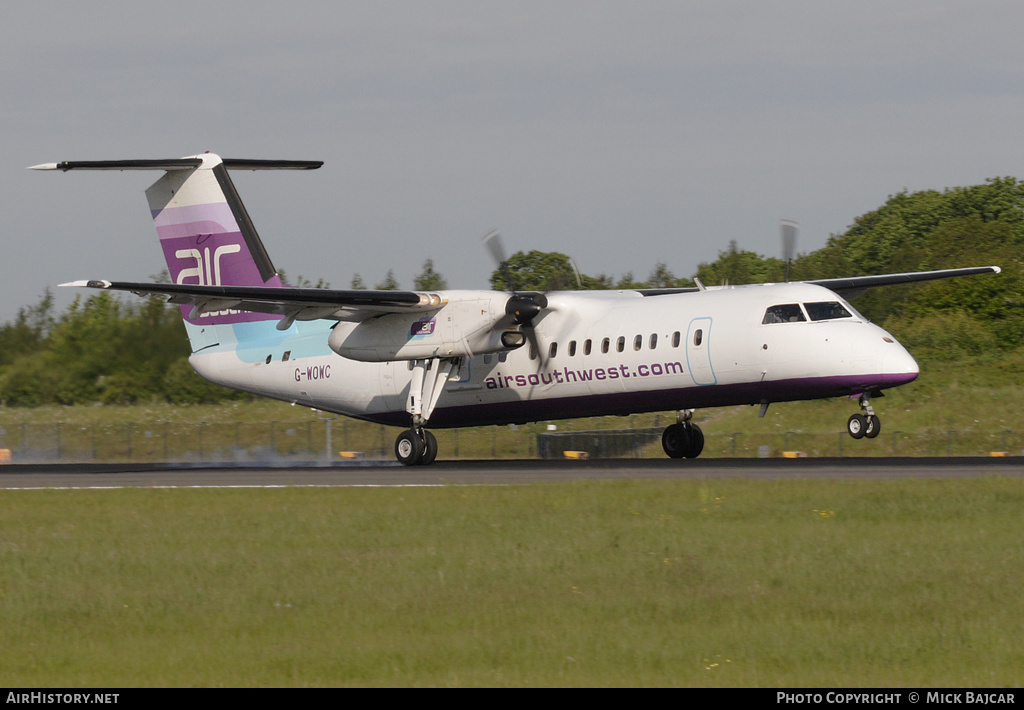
[189,282,919,428]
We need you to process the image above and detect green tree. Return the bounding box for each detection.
[0,288,55,368]
[581,273,616,289]
[615,271,648,289]
[802,179,1024,344]
[489,250,578,291]
[413,258,448,290]
[279,270,330,289]
[647,262,677,288]
[375,269,400,290]
[694,241,785,286]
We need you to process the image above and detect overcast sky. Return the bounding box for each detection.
[4,1,1024,322]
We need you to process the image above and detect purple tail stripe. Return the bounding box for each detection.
[152,203,237,238]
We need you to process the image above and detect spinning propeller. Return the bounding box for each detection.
[780,219,798,282]
[482,229,551,363]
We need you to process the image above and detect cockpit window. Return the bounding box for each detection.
[804,301,854,322]
[762,304,806,324]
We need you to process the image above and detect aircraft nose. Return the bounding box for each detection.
[882,339,919,386]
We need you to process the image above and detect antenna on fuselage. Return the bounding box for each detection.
[780,218,798,282]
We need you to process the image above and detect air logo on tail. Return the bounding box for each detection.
[173,243,244,318]
[175,244,241,287]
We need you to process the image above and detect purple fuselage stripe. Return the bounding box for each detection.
[363,371,919,428]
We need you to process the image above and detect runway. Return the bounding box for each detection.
[1,457,1023,488]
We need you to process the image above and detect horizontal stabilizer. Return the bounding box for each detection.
[30,159,203,171]
[221,159,323,170]
[29,158,322,172]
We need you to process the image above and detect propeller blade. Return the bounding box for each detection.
[481,229,551,371]
[481,229,507,266]
[482,229,517,292]
[781,218,798,281]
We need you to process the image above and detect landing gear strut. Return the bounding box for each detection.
[847,394,881,440]
[395,357,458,466]
[662,410,705,459]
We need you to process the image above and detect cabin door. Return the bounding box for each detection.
[686,317,716,385]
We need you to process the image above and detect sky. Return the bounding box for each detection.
[4,1,1024,322]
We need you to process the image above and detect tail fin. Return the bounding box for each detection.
[33,153,321,341]
[146,153,312,325]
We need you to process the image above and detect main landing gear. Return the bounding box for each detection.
[395,357,458,466]
[847,393,881,440]
[395,428,438,466]
[662,410,705,459]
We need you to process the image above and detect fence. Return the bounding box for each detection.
[0,419,540,464]
[537,427,664,459]
[0,419,1021,463]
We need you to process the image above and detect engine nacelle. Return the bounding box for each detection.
[327,291,525,362]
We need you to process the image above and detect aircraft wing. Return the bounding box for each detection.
[806,266,1001,298]
[60,280,445,328]
[635,265,1000,298]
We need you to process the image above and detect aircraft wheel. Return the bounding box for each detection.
[686,425,705,458]
[664,423,704,458]
[417,431,438,466]
[864,415,881,439]
[847,413,867,440]
[662,423,691,459]
[395,430,425,466]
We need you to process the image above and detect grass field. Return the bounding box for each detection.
[2,478,1023,687]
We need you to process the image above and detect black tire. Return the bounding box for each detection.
[864,415,881,439]
[417,431,438,465]
[847,413,867,440]
[395,430,425,466]
[686,425,705,458]
[662,423,691,459]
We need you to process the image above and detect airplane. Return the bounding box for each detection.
[30,152,1000,465]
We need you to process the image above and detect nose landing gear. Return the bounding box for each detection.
[847,394,881,440]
